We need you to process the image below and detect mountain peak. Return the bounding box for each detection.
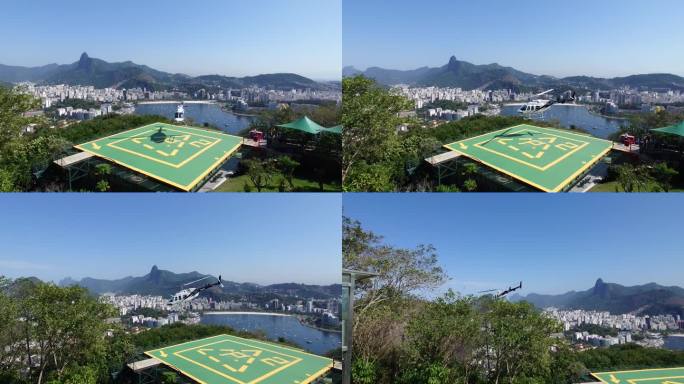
[592,278,611,298]
[77,52,92,70]
[446,56,463,72]
[150,265,159,273]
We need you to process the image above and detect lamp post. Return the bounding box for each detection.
[342,269,378,384]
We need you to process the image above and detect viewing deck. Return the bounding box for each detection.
[611,142,640,154]
[54,151,95,167]
[127,358,162,373]
[424,150,461,165]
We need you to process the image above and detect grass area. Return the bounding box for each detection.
[589,180,684,192]
[213,174,341,192]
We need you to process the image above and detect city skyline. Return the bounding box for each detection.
[0,194,342,285]
[343,194,684,296]
[343,0,684,78]
[1,0,341,80]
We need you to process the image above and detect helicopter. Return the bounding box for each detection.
[518,89,555,114]
[478,281,523,298]
[167,275,223,307]
[518,89,577,115]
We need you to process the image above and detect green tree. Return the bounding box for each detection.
[343,217,447,298]
[14,283,116,383]
[615,163,653,192]
[482,299,562,383]
[46,365,99,384]
[342,76,413,188]
[401,292,482,383]
[95,163,111,178]
[0,86,42,149]
[242,158,276,192]
[463,179,477,192]
[344,162,396,192]
[0,135,69,191]
[95,180,110,192]
[344,217,448,384]
[651,162,678,192]
[161,371,179,384]
[548,344,588,384]
[276,156,300,190]
[0,278,21,377]
[435,184,460,192]
[95,164,112,192]
[351,359,378,384]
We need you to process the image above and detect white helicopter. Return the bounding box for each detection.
[518,89,555,114]
[167,275,223,307]
[174,103,185,123]
[478,281,523,298]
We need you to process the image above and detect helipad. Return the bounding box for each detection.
[75,123,242,191]
[444,124,612,192]
[145,334,333,384]
[592,367,684,384]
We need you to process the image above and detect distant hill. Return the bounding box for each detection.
[2,276,42,297]
[510,279,684,317]
[58,265,340,300]
[0,53,331,91]
[0,63,61,83]
[191,72,321,91]
[345,56,684,91]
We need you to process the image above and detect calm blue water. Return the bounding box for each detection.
[200,314,341,355]
[501,104,628,139]
[665,335,684,351]
[134,103,253,134]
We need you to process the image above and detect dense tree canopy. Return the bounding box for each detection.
[0,277,322,384]
[342,218,684,384]
[341,75,553,191]
[341,76,414,190]
[0,278,117,384]
[0,87,70,191]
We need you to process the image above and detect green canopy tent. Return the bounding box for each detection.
[651,121,684,137]
[323,125,342,134]
[276,116,327,134]
[650,121,684,157]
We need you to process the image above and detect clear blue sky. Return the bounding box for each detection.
[1,0,341,80]
[344,0,684,78]
[0,194,341,285]
[344,194,684,296]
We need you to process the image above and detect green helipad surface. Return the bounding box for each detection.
[75,123,242,191]
[592,367,684,383]
[443,124,613,192]
[145,334,333,384]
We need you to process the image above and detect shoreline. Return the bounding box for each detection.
[201,311,342,334]
[203,311,293,317]
[585,107,631,121]
[135,100,218,105]
[220,105,258,117]
[296,315,342,334]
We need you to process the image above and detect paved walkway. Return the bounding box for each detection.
[198,169,233,192]
[570,162,609,193]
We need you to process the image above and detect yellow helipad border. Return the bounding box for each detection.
[472,128,589,171]
[106,127,223,169]
[144,335,333,384]
[173,339,303,384]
